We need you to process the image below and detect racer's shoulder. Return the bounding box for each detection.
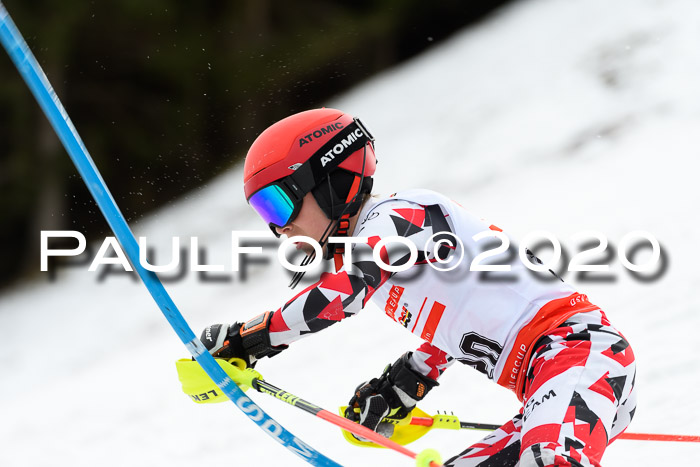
[363,188,453,215]
[353,189,458,237]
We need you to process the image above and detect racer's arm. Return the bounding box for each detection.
[409,341,455,381]
[267,247,392,347]
[198,234,395,365]
[202,198,459,366]
[268,197,455,347]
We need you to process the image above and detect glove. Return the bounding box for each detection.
[200,311,287,367]
[344,352,438,439]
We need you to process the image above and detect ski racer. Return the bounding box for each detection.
[201,108,637,466]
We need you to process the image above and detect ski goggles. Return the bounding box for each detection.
[248,180,304,231]
[248,118,374,232]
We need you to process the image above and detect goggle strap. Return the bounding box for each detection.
[279,178,304,204]
[289,119,371,194]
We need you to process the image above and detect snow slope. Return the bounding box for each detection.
[2,0,699,465]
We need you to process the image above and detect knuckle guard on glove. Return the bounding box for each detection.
[345,352,438,438]
[361,394,390,431]
[200,311,287,366]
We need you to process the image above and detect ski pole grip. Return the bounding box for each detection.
[227,357,263,389]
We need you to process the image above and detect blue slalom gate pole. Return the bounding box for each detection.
[0,4,340,466]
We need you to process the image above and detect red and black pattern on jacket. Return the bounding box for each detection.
[383,204,455,266]
[268,266,382,341]
[445,312,636,467]
[268,200,457,381]
[411,341,455,380]
[526,319,635,407]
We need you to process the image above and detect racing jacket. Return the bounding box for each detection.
[268,189,598,399]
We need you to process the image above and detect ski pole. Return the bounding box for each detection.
[386,412,700,444]
[406,416,700,443]
[339,406,700,448]
[250,378,445,467]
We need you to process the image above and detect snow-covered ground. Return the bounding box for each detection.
[2,0,699,465]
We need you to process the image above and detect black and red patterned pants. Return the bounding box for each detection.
[446,310,637,467]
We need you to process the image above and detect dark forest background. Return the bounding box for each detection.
[0,0,515,290]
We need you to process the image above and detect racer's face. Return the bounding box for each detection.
[274,192,331,255]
